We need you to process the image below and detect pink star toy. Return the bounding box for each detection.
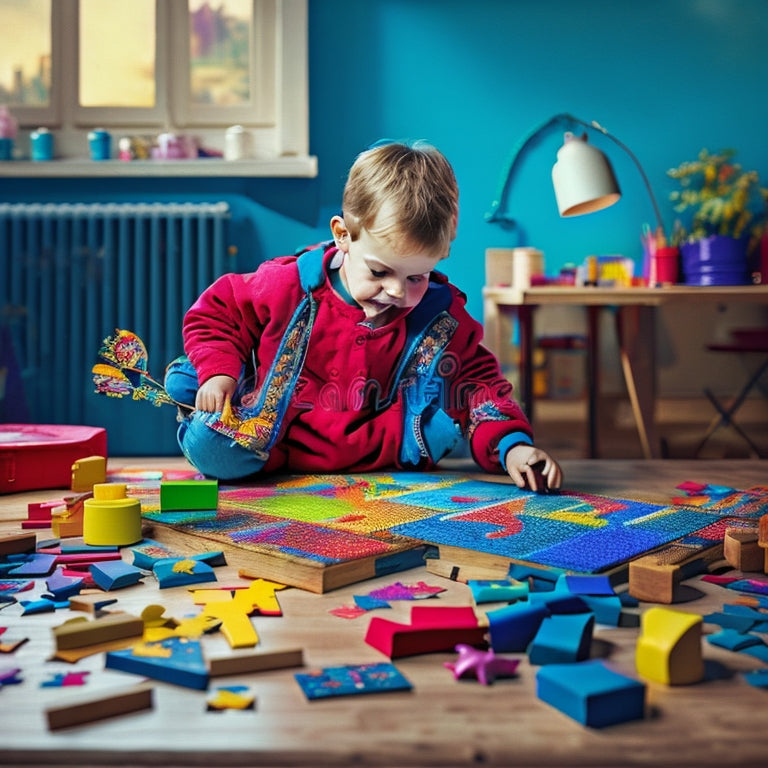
[444,644,520,686]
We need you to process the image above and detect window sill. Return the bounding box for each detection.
[0,156,318,178]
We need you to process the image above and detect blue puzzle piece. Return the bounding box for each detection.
[45,569,85,600]
[536,659,646,728]
[8,553,57,577]
[706,628,763,652]
[90,560,144,591]
[153,558,217,589]
[106,636,208,690]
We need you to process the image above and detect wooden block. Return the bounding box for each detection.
[209,647,305,677]
[758,514,768,548]
[628,544,716,604]
[53,613,144,650]
[0,532,36,556]
[46,683,153,731]
[724,527,763,572]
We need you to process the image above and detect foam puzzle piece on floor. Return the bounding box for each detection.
[444,644,520,685]
[207,685,256,711]
[528,612,595,666]
[295,662,412,700]
[106,636,209,690]
[20,597,67,615]
[536,659,646,728]
[365,605,486,658]
[468,578,529,604]
[7,553,57,577]
[706,628,764,652]
[153,558,217,589]
[0,666,23,686]
[635,606,704,685]
[45,568,85,601]
[90,560,144,591]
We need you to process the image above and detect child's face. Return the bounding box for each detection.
[332,216,444,326]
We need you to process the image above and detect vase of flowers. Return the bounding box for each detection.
[667,148,768,285]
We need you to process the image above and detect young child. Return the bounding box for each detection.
[164,141,562,491]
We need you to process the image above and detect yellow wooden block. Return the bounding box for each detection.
[82,483,142,546]
[70,455,107,493]
[635,606,704,685]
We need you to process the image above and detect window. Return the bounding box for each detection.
[0,0,311,170]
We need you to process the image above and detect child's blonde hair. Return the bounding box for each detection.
[342,141,458,256]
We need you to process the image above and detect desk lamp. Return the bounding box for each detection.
[486,112,665,240]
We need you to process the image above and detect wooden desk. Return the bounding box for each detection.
[2,457,768,768]
[483,284,768,458]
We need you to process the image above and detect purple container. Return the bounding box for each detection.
[680,234,749,285]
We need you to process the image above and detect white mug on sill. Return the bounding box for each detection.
[225,125,252,161]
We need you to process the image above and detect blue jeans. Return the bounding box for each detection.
[164,356,267,481]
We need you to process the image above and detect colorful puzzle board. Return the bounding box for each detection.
[133,471,768,593]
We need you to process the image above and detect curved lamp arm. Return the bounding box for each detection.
[485,112,664,234]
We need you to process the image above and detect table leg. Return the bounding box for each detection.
[518,305,535,421]
[586,306,600,459]
[615,305,659,459]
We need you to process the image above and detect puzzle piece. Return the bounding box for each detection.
[444,644,520,685]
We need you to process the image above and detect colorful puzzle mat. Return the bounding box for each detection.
[130,471,768,576]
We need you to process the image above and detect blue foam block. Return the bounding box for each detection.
[528,612,595,665]
[536,659,645,728]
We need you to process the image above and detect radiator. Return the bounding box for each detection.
[0,201,231,430]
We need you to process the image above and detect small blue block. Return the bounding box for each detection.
[528,612,594,665]
[536,659,645,728]
[487,602,549,652]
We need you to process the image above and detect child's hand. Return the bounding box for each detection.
[504,444,563,492]
[195,375,237,413]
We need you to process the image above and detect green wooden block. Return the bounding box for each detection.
[160,480,218,512]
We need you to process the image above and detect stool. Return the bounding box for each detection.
[695,328,768,458]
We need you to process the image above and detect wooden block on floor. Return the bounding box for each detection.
[46,683,154,731]
[628,544,719,604]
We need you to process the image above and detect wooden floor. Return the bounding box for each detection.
[1,458,767,767]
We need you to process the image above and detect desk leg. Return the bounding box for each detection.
[616,305,659,459]
[518,306,535,421]
[586,306,600,459]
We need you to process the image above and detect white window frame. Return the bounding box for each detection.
[3,0,311,170]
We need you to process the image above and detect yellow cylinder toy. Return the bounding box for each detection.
[83,483,142,546]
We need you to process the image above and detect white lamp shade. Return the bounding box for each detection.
[552,133,621,217]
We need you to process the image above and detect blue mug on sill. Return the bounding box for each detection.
[88,128,112,161]
[30,128,54,161]
[0,137,12,160]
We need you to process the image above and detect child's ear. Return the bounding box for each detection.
[330,216,350,250]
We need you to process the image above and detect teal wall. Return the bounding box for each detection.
[308,0,768,317]
[3,0,767,452]
[5,0,767,320]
